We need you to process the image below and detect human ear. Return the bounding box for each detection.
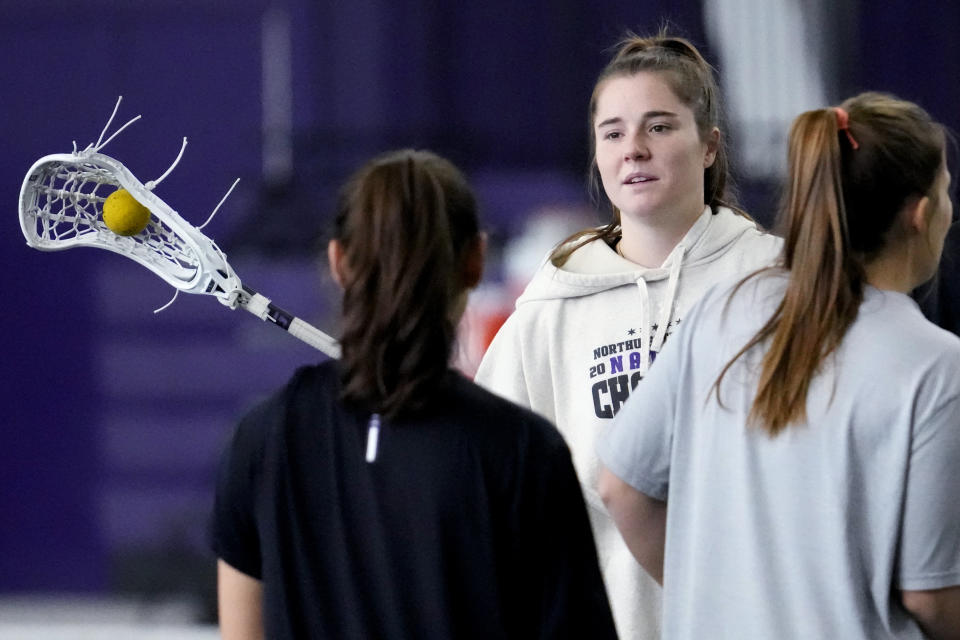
[905,195,931,235]
[327,239,346,288]
[703,127,720,168]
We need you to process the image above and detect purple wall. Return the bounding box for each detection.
[1,1,268,593]
[0,0,705,597]
[2,0,959,601]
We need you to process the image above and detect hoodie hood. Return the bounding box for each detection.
[516,205,761,304]
[513,205,775,375]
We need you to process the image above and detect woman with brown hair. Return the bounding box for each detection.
[475,32,780,637]
[599,93,960,638]
[212,149,616,639]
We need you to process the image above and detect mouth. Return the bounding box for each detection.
[623,173,657,185]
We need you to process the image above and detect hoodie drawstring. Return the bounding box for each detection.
[633,242,685,373]
[634,278,652,375]
[652,243,684,353]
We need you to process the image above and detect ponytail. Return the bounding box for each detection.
[333,150,480,420]
[714,93,944,435]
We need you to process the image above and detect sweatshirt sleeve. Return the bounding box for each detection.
[474,311,533,409]
[898,391,960,591]
[210,392,282,579]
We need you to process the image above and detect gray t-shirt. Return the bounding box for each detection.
[598,273,960,639]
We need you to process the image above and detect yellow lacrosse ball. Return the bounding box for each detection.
[103,188,151,236]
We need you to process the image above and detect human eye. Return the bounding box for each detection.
[603,130,623,141]
[649,123,672,134]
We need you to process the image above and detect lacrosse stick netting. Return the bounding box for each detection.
[19,146,340,358]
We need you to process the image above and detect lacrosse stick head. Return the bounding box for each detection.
[19,151,243,306]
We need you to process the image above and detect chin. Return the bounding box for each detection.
[617,202,663,220]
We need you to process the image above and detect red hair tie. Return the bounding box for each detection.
[834,107,860,150]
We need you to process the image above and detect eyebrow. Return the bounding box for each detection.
[595,110,680,128]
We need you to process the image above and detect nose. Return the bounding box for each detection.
[625,134,649,161]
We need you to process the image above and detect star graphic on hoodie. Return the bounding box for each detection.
[627,328,636,336]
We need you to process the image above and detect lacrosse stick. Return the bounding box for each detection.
[18,98,340,358]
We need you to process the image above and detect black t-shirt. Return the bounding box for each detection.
[211,361,617,639]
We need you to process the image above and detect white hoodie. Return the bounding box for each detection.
[475,205,782,639]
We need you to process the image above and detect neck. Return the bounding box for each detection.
[863,241,926,294]
[617,205,704,268]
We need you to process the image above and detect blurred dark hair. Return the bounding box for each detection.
[332,149,480,419]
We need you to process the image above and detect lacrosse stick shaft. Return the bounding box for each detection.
[240,287,340,359]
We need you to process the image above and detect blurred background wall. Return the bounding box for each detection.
[2,0,958,632]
